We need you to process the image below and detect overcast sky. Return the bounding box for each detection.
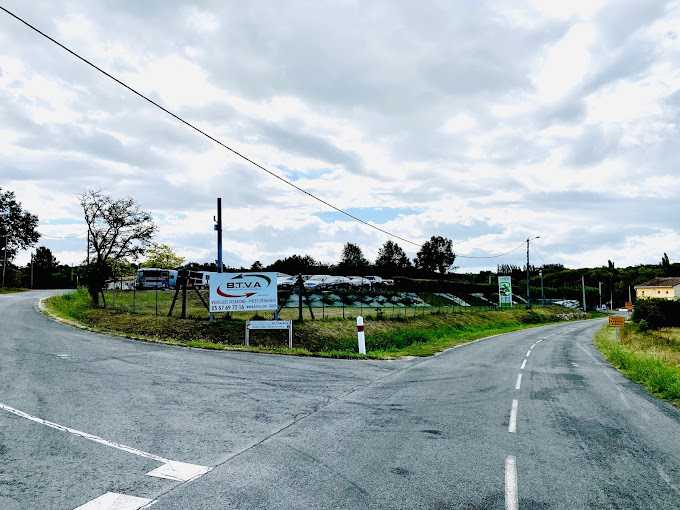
[1,0,679,273]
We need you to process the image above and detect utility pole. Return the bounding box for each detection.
[1,233,8,290]
[526,236,539,309]
[215,198,223,273]
[539,270,544,305]
[582,275,587,311]
[599,281,602,310]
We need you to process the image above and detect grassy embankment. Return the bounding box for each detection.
[0,287,30,294]
[45,287,596,359]
[595,324,680,406]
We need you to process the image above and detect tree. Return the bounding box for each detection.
[142,243,185,269]
[0,188,40,265]
[413,236,456,274]
[251,260,264,271]
[32,246,58,288]
[80,189,157,305]
[339,242,370,272]
[375,240,411,270]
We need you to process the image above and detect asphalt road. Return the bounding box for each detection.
[1,290,679,509]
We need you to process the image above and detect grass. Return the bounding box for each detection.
[595,324,680,406]
[44,287,597,359]
[0,287,30,294]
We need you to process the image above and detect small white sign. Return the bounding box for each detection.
[247,320,291,330]
[209,272,278,312]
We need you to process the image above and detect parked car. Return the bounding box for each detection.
[348,276,371,289]
[364,276,385,288]
[383,279,395,286]
[277,275,297,289]
[303,275,331,290]
[322,276,351,289]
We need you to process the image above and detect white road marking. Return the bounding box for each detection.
[526,350,531,357]
[509,399,519,433]
[536,339,543,343]
[146,461,212,482]
[520,359,527,370]
[530,343,536,349]
[515,374,522,390]
[505,456,519,510]
[577,343,600,364]
[0,402,212,482]
[74,492,152,510]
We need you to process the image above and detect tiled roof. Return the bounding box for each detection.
[635,277,680,288]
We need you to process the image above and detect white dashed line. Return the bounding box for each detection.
[508,399,519,433]
[526,350,531,357]
[505,456,519,510]
[530,343,536,349]
[515,374,522,390]
[520,359,527,370]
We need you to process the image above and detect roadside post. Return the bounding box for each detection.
[357,316,366,355]
[609,316,625,341]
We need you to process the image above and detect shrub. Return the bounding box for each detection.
[632,299,680,329]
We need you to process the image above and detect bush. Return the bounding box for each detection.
[632,299,680,329]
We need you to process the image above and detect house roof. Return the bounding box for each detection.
[634,277,680,288]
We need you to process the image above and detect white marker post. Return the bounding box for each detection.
[357,316,366,355]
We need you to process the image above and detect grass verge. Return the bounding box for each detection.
[44,287,598,359]
[594,324,680,406]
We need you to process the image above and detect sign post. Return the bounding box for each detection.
[246,320,292,348]
[609,316,625,341]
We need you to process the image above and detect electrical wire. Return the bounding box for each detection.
[0,6,549,264]
[0,6,422,247]
[456,241,526,259]
[39,232,87,239]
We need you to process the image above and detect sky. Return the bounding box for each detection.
[1,0,679,273]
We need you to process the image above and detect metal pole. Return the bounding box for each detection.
[526,238,530,309]
[1,234,7,289]
[540,270,544,306]
[216,198,223,273]
[582,275,586,311]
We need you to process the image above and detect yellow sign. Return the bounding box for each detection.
[609,316,625,327]
[625,302,633,311]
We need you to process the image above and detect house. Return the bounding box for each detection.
[634,277,680,300]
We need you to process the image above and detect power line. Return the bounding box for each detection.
[456,241,526,259]
[0,6,422,247]
[0,6,554,265]
[40,231,87,239]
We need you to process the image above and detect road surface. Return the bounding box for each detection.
[1,290,679,509]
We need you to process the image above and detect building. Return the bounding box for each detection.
[634,277,680,300]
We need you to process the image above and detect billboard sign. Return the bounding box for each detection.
[209,272,277,312]
[498,276,512,307]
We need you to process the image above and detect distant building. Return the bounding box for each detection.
[634,277,680,300]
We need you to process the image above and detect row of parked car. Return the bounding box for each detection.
[276,274,394,291]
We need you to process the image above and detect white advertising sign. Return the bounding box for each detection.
[209,272,278,312]
[498,276,512,307]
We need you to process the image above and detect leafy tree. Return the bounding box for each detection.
[31,246,58,287]
[80,189,157,305]
[251,260,264,271]
[339,242,370,273]
[0,188,40,265]
[269,254,322,275]
[142,243,185,269]
[375,240,411,270]
[414,236,456,274]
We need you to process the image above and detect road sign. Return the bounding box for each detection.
[609,316,625,327]
[245,320,292,348]
[625,302,633,311]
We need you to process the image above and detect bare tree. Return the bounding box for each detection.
[79,189,157,305]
